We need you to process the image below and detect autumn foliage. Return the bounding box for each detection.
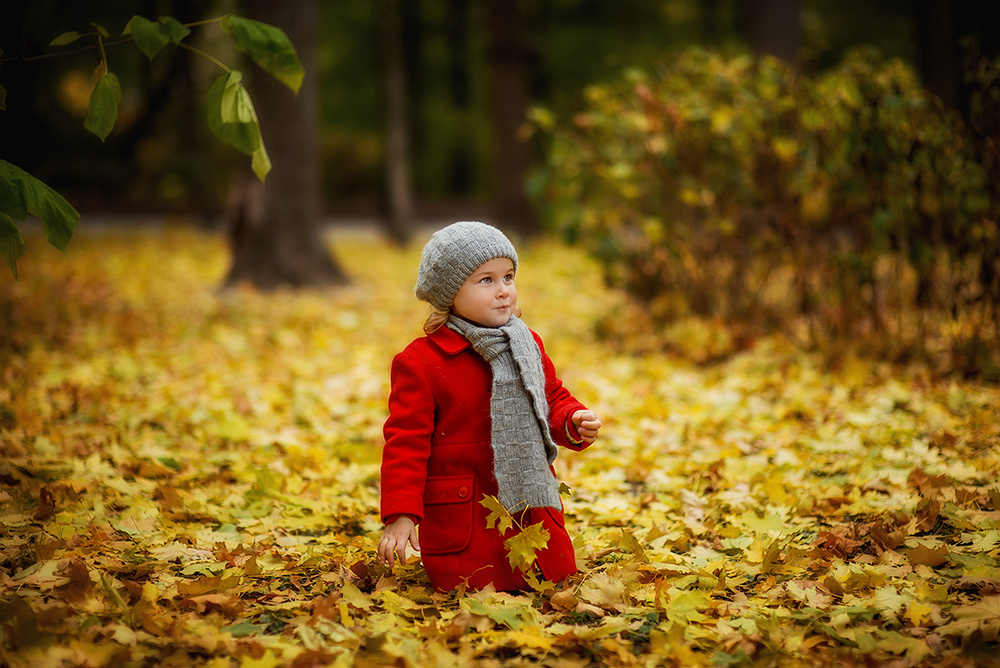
[533,48,1000,377]
[1,227,1000,666]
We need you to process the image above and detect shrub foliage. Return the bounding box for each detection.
[534,48,1000,375]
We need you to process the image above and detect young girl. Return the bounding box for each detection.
[377,221,602,592]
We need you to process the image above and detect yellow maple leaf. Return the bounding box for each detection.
[506,625,555,651]
[661,588,710,625]
[579,571,628,612]
[240,649,282,668]
[340,581,372,612]
[938,596,1000,641]
[786,580,833,609]
[903,601,933,626]
[503,521,550,571]
[480,494,514,535]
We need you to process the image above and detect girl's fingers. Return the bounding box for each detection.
[579,418,601,435]
[574,411,601,431]
[379,535,399,567]
[379,521,419,569]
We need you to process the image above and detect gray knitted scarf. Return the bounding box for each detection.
[447,315,561,513]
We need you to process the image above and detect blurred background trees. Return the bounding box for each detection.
[2,0,999,372]
[7,0,995,227]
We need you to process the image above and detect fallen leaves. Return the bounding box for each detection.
[1,225,999,666]
[939,596,1000,642]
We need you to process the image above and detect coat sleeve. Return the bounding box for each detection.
[534,332,591,452]
[380,350,435,523]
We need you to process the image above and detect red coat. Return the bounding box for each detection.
[381,324,590,592]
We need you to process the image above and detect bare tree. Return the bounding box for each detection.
[917,0,1000,111]
[746,0,801,65]
[381,0,415,245]
[486,0,538,236]
[225,0,348,289]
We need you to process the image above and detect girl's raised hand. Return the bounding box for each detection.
[571,409,602,444]
[378,516,420,567]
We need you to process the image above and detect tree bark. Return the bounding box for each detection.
[745,0,801,65]
[446,0,474,195]
[486,0,539,236]
[381,0,415,245]
[917,0,1000,112]
[225,0,348,289]
[916,0,959,108]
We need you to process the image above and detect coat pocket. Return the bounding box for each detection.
[420,475,475,555]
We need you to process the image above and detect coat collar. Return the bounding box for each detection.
[428,324,472,355]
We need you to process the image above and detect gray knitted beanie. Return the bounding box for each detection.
[415,221,518,311]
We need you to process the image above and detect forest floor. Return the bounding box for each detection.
[1,224,999,667]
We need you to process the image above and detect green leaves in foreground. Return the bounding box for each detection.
[0,213,26,279]
[84,73,122,143]
[43,13,298,172]
[0,160,80,277]
[203,15,300,181]
[123,15,191,60]
[0,12,301,275]
[207,71,271,182]
[49,31,85,46]
[220,14,304,94]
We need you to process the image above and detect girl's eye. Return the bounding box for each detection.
[480,277,491,284]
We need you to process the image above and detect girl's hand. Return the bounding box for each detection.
[571,409,602,444]
[378,516,420,567]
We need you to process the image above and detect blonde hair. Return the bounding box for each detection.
[423,307,451,334]
[423,304,523,334]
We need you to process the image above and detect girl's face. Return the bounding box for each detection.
[452,257,517,328]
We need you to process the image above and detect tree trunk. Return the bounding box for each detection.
[745,0,801,65]
[225,0,348,289]
[486,0,538,236]
[381,0,414,245]
[916,0,959,108]
[917,0,1000,112]
[446,0,474,195]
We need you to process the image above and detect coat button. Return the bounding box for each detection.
[458,486,469,498]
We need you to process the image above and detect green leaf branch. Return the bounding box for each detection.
[0,160,80,279]
[0,13,305,278]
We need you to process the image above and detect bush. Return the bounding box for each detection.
[533,47,999,376]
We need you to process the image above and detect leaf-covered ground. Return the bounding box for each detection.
[2,224,999,667]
